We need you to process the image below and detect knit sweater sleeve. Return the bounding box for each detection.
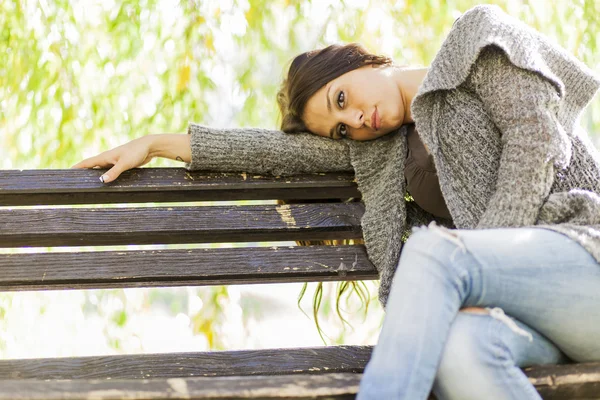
[470,46,569,228]
[185,123,352,176]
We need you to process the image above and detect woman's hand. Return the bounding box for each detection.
[72,134,191,183]
[71,136,155,183]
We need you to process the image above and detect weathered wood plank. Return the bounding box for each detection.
[0,203,364,247]
[526,362,600,399]
[0,366,598,400]
[0,373,362,400]
[0,245,376,291]
[0,169,360,205]
[3,344,597,391]
[0,346,372,380]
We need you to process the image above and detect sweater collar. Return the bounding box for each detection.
[413,5,599,104]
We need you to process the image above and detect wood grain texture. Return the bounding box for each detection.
[0,169,360,205]
[0,352,598,399]
[0,245,377,291]
[0,346,373,380]
[0,373,361,400]
[2,168,598,400]
[0,203,364,247]
[525,362,600,399]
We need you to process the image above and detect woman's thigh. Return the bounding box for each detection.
[434,226,600,362]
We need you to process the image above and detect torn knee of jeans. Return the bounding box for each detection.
[414,221,467,260]
[486,307,534,342]
[460,307,488,315]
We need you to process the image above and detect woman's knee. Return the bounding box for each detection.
[399,225,470,283]
[436,313,498,380]
[433,312,506,399]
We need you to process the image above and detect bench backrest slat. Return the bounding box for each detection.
[0,169,361,205]
[0,169,374,291]
[0,245,376,291]
[1,203,364,247]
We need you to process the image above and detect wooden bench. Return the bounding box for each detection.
[0,168,598,400]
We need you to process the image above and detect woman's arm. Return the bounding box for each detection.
[72,134,191,183]
[471,46,570,228]
[185,124,352,176]
[150,133,192,163]
[73,126,352,183]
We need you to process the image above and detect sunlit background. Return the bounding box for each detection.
[0,0,598,359]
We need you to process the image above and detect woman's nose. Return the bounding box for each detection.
[346,109,364,129]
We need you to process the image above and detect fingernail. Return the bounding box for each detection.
[100,175,107,183]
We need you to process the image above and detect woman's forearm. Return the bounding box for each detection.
[148,133,191,163]
[185,124,352,175]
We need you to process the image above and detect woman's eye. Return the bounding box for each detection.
[338,123,347,137]
[337,91,345,108]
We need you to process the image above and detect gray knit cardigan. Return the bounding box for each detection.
[186,5,600,306]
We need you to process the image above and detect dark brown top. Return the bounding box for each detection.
[404,124,452,220]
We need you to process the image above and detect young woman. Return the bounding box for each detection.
[73,5,600,399]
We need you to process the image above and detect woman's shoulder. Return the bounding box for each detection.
[452,4,506,26]
[412,5,599,118]
[415,5,553,94]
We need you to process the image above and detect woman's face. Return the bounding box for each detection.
[303,65,406,141]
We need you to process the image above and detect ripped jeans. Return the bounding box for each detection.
[358,225,600,400]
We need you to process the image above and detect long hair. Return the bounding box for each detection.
[277,44,392,342]
[277,43,392,133]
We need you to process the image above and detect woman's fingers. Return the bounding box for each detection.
[71,154,127,183]
[100,162,127,183]
[72,137,152,183]
[71,153,114,169]
[71,152,122,182]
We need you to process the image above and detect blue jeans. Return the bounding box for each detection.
[358,224,600,400]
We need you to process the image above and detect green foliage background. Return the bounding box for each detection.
[1,0,598,171]
[0,0,599,354]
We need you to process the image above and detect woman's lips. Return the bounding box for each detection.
[371,108,380,130]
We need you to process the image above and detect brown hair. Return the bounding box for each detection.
[277,43,393,133]
[276,44,390,340]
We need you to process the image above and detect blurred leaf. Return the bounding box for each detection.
[112,310,128,327]
[177,64,191,92]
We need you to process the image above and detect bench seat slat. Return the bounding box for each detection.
[0,203,364,247]
[525,363,600,399]
[0,169,360,205]
[0,348,598,399]
[1,374,599,400]
[0,373,363,400]
[0,378,597,400]
[0,246,377,291]
[0,346,372,380]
